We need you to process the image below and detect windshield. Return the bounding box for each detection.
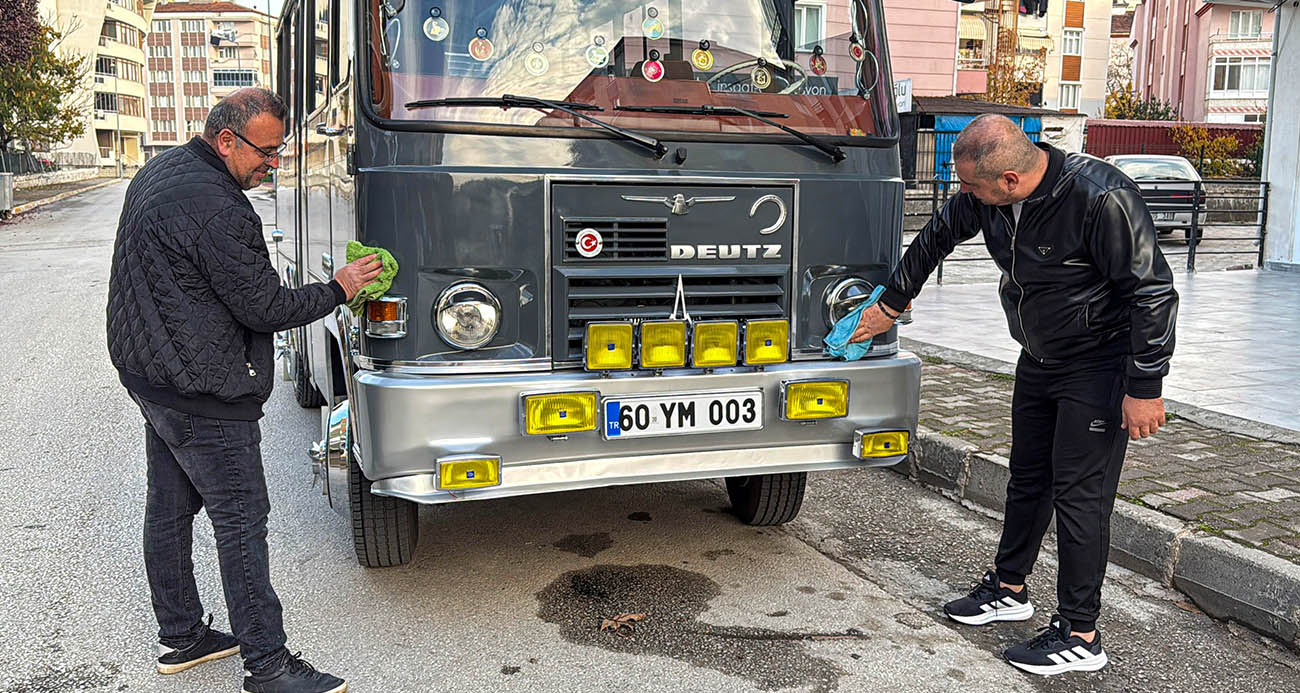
[367,0,895,140]
[1114,159,1199,181]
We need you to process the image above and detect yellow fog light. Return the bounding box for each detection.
[783,380,849,420]
[640,320,687,368]
[437,454,501,490]
[691,321,739,367]
[585,322,634,370]
[854,430,909,458]
[743,319,790,365]
[522,392,598,435]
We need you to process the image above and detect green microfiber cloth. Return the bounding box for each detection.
[345,240,399,316]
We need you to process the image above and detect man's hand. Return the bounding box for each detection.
[848,304,898,344]
[334,254,383,301]
[1121,395,1165,440]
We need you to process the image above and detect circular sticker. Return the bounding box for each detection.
[642,15,665,39]
[642,59,665,83]
[752,66,772,90]
[423,16,449,42]
[585,43,610,68]
[576,228,604,258]
[809,53,827,76]
[469,36,494,62]
[849,41,866,62]
[691,48,714,71]
[525,50,549,77]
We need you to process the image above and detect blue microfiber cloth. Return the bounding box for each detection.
[823,284,887,361]
[345,240,399,317]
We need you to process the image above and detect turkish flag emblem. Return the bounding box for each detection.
[576,228,604,258]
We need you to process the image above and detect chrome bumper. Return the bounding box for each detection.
[350,354,921,505]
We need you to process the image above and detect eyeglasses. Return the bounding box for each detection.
[229,129,286,161]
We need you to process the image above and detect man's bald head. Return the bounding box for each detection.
[950,114,1048,205]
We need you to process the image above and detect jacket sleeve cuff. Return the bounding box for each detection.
[1126,376,1163,399]
[879,286,909,315]
[328,279,347,305]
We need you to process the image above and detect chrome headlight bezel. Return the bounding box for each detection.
[824,277,876,328]
[434,282,501,350]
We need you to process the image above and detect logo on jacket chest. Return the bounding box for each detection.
[1036,245,1053,257]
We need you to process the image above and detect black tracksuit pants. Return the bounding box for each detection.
[994,352,1130,633]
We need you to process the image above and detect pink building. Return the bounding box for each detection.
[1132,0,1274,122]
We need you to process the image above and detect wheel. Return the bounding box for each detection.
[292,331,326,408]
[348,443,419,568]
[726,472,807,525]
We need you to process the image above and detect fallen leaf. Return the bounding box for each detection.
[599,612,649,636]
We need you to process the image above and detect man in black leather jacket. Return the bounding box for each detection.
[853,115,1178,675]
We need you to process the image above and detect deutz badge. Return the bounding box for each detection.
[752,65,772,90]
[525,42,549,76]
[642,7,665,40]
[809,46,827,76]
[586,35,610,68]
[643,49,665,82]
[423,8,448,42]
[469,27,493,61]
[849,38,866,62]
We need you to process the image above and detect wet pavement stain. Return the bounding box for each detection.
[500,666,521,675]
[627,512,652,522]
[796,586,817,594]
[702,549,736,561]
[537,564,846,692]
[552,532,613,558]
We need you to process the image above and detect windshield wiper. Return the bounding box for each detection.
[615,104,845,163]
[406,95,667,158]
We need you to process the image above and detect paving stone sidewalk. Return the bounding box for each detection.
[919,358,1300,563]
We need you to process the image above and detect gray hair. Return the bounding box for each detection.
[203,87,287,140]
[951,114,1041,181]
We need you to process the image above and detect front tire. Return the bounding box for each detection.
[348,448,419,568]
[726,472,807,525]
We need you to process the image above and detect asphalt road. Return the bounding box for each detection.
[1,182,1297,692]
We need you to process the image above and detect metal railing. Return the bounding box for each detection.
[0,151,60,175]
[902,178,1269,282]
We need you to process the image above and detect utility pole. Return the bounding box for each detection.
[114,69,123,178]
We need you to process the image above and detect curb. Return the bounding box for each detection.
[900,337,1300,445]
[10,178,122,217]
[898,427,1300,650]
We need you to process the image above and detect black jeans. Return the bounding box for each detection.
[993,353,1130,634]
[134,394,288,673]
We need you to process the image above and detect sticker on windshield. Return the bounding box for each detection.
[691,40,714,71]
[576,228,604,258]
[469,27,493,61]
[848,37,866,62]
[751,65,772,90]
[423,8,448,42]
[525,42,549,76]
[586,35,609,69]
[642,49,665,82]
[642,7,665,40]
[809,46,827,76]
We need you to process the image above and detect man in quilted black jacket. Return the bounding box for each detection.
[107,88,378,693]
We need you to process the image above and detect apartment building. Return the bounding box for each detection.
[37,0,155,170]
[144,1,274,158]
[1133,0,1275,122]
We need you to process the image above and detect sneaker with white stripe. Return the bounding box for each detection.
[943,570,1035,626]
[1004,614,1108,676]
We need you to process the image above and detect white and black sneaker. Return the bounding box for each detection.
[156,614,240,675]
[943,570,1035,625]
[1004,614,1108,676]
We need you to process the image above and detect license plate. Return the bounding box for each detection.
[1154,212,1172,221]
[603,390,763,439]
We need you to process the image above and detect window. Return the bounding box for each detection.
[185,94,209,107]
[152,119,176,132]
[120,95,143,117]
[183,70,206,82]
[182,45,206,58]
[213,69,258,87]
[96,56,116,76]
[149,45,172,58]
[217,46,239,60]
[152,19,171,33]
[1062,29,1082,56]
[216,21,236,32]
[150,70,173,83]
[1059,83,1081,110]
[1244,113,1264,123]
[1229,10,1262,38]
[311,0,331,109]
[95,92,119,112]
[1211,56,1270,93]
[181,20,205,33]
[793,2,825,52]
[152,95,174,107]
[187,120,206,134]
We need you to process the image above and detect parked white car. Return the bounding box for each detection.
[1105,155,1207,240]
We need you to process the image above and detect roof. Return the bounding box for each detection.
[154,2,270,17]
[913,96,1084,118]
[1085,118,1263,131]
[1111,12,1134,38]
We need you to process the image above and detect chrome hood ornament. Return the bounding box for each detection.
[622,193,735,215]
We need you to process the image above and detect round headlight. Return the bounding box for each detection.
[435,282,501,349]
[824,277,875,328]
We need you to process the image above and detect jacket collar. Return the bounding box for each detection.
[1023,142,1065,204]
[186,136,238,186]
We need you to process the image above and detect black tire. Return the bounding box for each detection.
[348,447,419,568]
[726,472,807,525]
[293,349,326,408]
